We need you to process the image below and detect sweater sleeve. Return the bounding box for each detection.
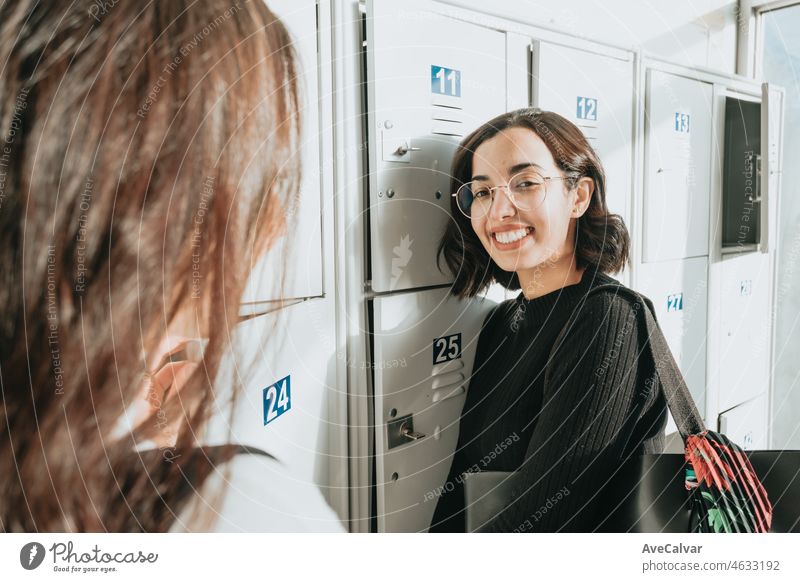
[480,290,650,532]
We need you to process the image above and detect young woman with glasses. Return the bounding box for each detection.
[431,108,668,532]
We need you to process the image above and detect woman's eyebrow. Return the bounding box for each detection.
[471,162,545,181]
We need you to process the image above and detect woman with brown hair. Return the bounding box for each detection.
[0,0,342,532]
[430,108,668,532]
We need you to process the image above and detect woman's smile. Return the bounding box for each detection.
[490,225,535,250]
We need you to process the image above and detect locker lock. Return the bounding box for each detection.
[387,413,426,449]
[393,141,421,156]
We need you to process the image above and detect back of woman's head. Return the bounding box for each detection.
[0,0,300,531]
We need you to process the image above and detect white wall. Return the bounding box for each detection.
[444,0,739,73]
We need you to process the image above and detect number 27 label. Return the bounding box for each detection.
[263,375,291,426]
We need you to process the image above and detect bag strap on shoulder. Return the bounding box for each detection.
[544,281,705,442]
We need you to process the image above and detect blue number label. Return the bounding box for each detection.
[674,113,690,133]
[740,280,752,296]
[576,96,597,121]
[433,333,462,364]
[431,65,461,97]
[666,293,683,312]
[263,375,291,426]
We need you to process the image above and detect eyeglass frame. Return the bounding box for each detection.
[450,170,576,219]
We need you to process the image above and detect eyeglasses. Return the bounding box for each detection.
[452,169,572,219]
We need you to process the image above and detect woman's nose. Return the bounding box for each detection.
[487,187,517,221]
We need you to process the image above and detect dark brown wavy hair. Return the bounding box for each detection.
[437,108,630,298]
[0,0,300,531]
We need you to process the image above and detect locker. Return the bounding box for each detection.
[718,393,769,451]
[241,0,324,304]
[206,296,337,487]
[371,288,494,531]
[721,96,761,248]
[635,256,708,433]
[643,70,713,262]
[760,83,784,255]
[718,252,771,413]
[365,0,507,292]
[531,41,635,242]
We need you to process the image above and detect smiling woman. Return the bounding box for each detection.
[432,108,667,532]
[439,108,630,301]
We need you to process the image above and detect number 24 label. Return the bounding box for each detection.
[263,375,291,426]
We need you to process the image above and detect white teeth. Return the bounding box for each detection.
[494,227,532,244]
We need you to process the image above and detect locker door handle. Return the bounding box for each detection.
[394,142,421,156]
[387,414,426,448]
[400,420,425,441]
[749,154,763,203]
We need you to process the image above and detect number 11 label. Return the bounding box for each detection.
[263,374,291,426]
[431,65,461,97]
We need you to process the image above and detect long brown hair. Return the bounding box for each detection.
[437,108,630,298]
[0,0,301,531]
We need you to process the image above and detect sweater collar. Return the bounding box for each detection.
[514,263,605,322]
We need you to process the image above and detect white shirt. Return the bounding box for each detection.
[169,453,346,533]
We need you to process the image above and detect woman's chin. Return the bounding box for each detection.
[492,254,541,274]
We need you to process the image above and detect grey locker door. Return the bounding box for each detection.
[760,83,784,254]
[364,0,507,292]
[531,41,635,246]
[718,252,771,413]
[371,288,494,532]
[635,256,708,429]
[241,0,324,304]
[643,70,713,262]
[718,394,769,451]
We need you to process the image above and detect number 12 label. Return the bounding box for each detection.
[431,65,461,97]
[263,375,291,426]
[576,96,597,121]
[675,113,690,133]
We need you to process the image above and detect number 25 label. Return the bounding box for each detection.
[433,333,462,364]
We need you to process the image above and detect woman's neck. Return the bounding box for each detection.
[517,258,586,300]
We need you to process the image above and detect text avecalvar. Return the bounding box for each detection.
[642,544,702,554]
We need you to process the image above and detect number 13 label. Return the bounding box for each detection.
[263,375,291,426]
[433,333,462,364]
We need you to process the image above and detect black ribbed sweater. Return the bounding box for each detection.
[429,264,668,532]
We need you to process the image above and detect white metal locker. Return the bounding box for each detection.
[760,83,784,255]
[365,0,507,292]
[635,256,708,433]
[531,41,635,242]
[371,288,494,532]
[718,252,771,413]
[241,0,324,304]
[207,297,337,489]
[643,70,713,262]
[718,393,769,451]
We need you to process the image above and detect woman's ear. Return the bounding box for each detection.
[572,176,594,217]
